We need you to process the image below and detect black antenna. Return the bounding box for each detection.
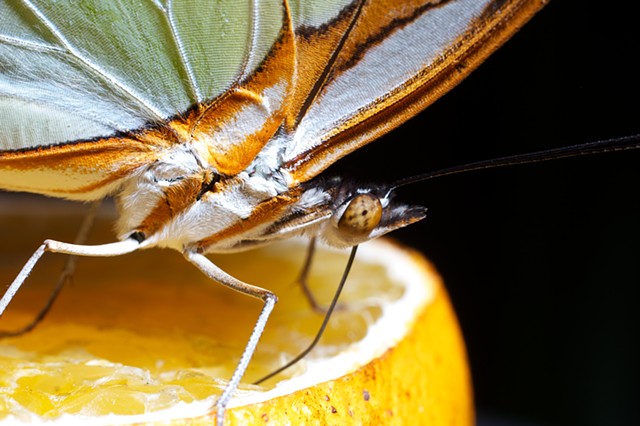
[390,134,640,192]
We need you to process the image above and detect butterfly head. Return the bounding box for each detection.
[310,177,427,248]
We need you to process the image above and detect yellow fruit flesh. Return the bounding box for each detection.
[0,199,472,424]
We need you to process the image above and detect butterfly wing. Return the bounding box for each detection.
[0,0,289,198]
[0,0,545,200]
[283,0,546,183]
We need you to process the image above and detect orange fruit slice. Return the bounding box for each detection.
[0,198,472,424]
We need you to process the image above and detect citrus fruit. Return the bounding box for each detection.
[0,196,472,425]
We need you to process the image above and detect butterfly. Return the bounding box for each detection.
[0,0,575,423]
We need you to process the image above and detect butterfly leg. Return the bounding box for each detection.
[0,237,141,320]
[297,237,345,314]
[184,251,277,426]
[0,200,102,337]
[254,245,358,385]
[297,237,322,310]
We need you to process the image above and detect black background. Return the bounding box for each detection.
[327,1,639,425]
[1,2,637,425]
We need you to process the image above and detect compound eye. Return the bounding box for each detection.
[337,194,383,236]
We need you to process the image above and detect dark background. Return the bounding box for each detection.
[1,2,637,425]
[328,1,639,425]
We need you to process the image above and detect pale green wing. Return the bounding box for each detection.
[0,0,282,150]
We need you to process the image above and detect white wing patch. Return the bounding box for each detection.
[289,0,353,29]
[0,98,114,151]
